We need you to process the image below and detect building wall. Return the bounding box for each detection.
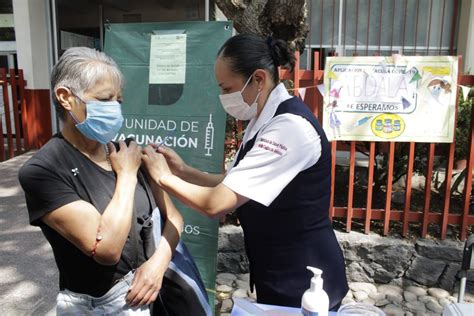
[13,0,50,90]
[458,0,473,74]
[103,0,206,24]
[12,0,52,148]
[57,0,206,32]
[10,0,472,148]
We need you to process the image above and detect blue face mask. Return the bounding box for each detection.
[69,95,124,144]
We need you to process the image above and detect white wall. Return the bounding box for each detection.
[458,0,474,74]
[13,0,51,89]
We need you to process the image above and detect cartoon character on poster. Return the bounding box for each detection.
[416,65,453,107]
[425,76,452,105]
[326,77,342,138]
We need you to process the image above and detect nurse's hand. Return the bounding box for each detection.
[142,146,172,184]
[150,144,187,178]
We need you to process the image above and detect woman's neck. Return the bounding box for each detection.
[62,123,111,170]
[61,122,104,157]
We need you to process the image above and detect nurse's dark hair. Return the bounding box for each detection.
[217,34,295,84]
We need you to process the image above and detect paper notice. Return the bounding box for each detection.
[149,34,187,84]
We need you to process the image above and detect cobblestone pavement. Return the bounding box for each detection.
[214,272,474,316]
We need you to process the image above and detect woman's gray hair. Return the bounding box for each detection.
[51,47,124,120]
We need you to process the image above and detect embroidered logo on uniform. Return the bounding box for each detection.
[257,137,288,156]
[71,168,79,176]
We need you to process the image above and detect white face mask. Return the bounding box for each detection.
[219,75,261,121]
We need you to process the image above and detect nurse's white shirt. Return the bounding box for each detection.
[222,83,322,207]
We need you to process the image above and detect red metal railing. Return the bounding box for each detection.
[273,51,473,241]
[0,68,28,162]
[224,0,471,239]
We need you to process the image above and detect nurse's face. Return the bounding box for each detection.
[214,56,260,106]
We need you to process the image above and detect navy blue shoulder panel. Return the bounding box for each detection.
[274,96,330,164]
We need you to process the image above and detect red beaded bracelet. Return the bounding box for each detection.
[91,228,103,257]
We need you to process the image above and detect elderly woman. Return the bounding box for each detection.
[18,47,209,315]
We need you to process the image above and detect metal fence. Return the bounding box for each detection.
[274,50,473,241]
[0,68,28,162]
[286,0,473,240]
[305,0,460,61]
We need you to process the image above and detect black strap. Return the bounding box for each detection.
[129,189,140,269]
[137,169,158,260]
[138,168,158,212]
[137,169,170,316]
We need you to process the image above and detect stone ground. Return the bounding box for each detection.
[0,151,57,315]
[214,272,474,316]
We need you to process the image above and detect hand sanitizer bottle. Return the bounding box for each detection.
[301,266,329,316]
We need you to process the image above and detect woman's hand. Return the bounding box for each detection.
[150,144,187,177]
[126,257,166,307]
[107,141,142,177]
[142,145,172,184]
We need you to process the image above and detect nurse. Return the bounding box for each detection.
[142,34,349,310]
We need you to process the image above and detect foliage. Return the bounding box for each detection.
[455,89,473,161]
[354,142,438,193]
[448,89,473,194]
[224,116,238,160]
[224,116,247,165]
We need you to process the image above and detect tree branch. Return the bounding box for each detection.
[216,0,309,53]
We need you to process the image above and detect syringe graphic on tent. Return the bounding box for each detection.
[205,114,214,156]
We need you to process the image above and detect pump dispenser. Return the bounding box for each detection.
[301,266,329,316]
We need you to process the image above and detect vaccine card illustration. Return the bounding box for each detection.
[149,31,186,105]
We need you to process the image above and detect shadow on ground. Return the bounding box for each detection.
[0,151,56,315]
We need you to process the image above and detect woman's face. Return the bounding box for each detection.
[214,56,260,106]
[72,75,122,122]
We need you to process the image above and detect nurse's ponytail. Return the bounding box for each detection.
[217,34,295,84]
[266,36,295,72]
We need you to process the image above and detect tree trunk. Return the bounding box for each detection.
[215,0,309,53]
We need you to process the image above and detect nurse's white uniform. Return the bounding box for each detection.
[223,83,322,206]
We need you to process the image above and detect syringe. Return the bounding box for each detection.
[156,136,171,148]
[153,129,176,151]
[204,114,214,156]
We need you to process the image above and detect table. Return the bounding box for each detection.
[231,298,337,315]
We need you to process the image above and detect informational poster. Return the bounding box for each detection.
[149,33,187,84]
[323,56,458,142]
[105,21,232,308]
[148,31,187,105]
